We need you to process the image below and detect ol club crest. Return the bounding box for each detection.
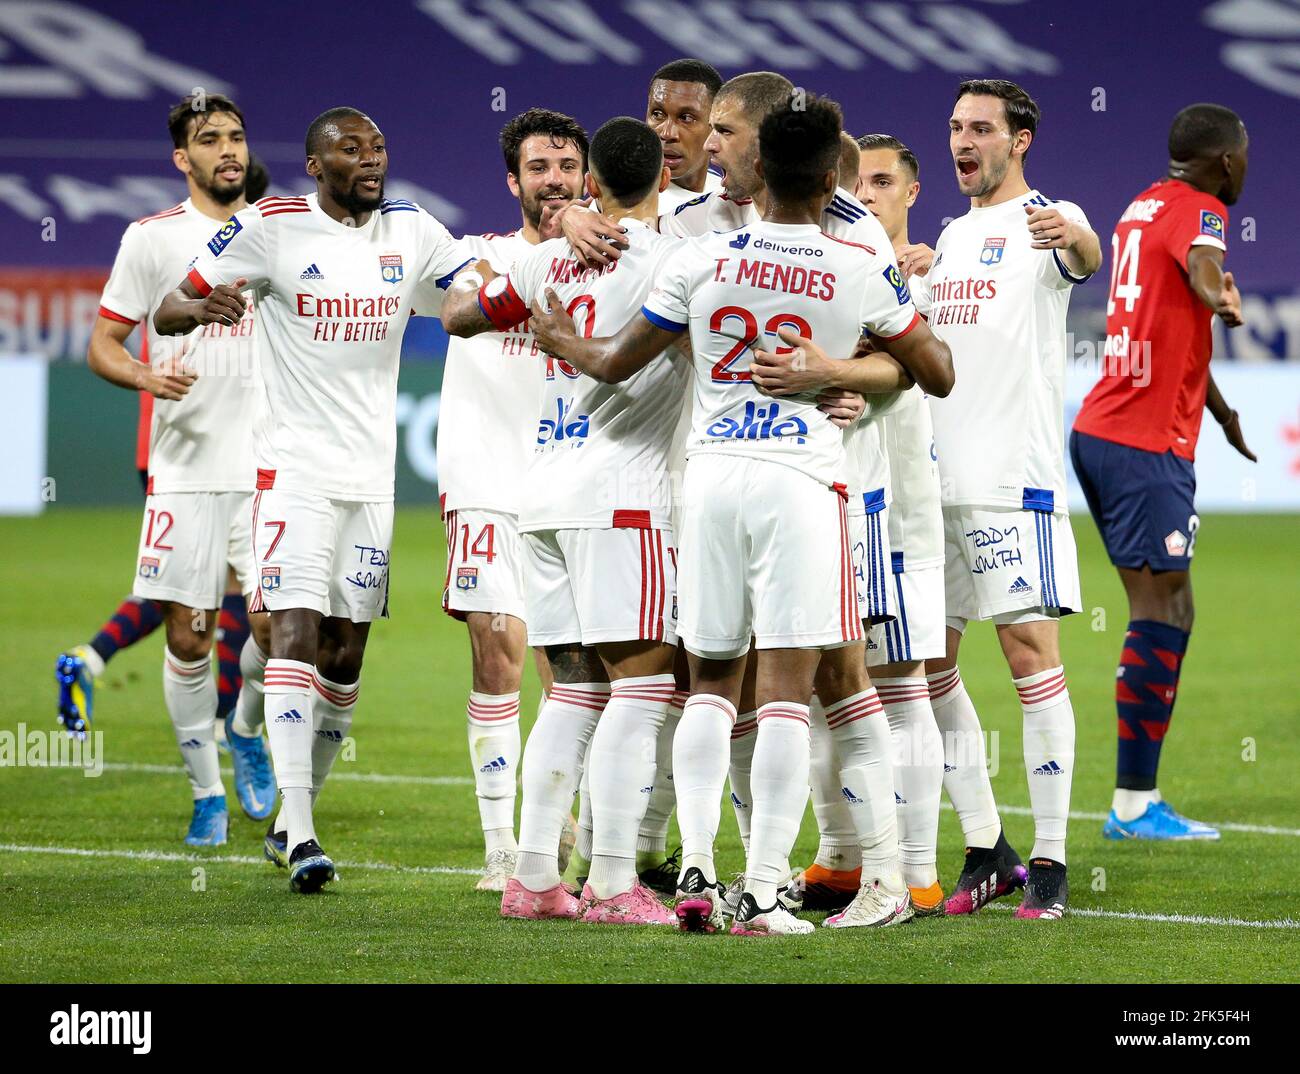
[379,253,404,284]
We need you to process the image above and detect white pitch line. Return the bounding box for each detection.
[942,801,1300,838]
[1,842,1295,931]
[0,842,478,876]
[97,761,472,787]
[41,762,1300,836]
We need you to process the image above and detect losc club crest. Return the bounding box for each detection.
[261,566,282,592]
[379,253,404,284]
[138,556,160,580]
[456,566,478,591]
[980,237,1006,266]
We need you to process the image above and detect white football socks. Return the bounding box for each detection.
[927,667,1001,849]
[1112,787,1161,821]
[727,709,758,854]
[636,688,687,859]
[878,677,943,889]
[310,671,357,806]
[744,703,811,909]
[587,674,675,899]
[467,690,521,855]
[823,688,900,883]
[163,648,222,799]
[575,737,594,863]
[673,694,736,886]
[1016,665,1074,864]
[264,658,316,851]
[514,682,609,892]
[809,698,862,871]
[229,636,267,738]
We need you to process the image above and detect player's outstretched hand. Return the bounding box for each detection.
[896,242,935,278]
[143,356,198,401]
[1220,408,1257,462]
[1025,205,1078,250]
[196,278,248,327]
[816,388,866,427]
[529,287,577,354]
[558,200,629,268]
[751,328,835,396]
[1216,270,1244,327]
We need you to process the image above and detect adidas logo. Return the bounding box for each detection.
[640,785,654,794]
[478,755,508,773]
[895,791,908,804]
[730,791,748,809]
[1033,760,1065,775]
[274,708,305,724]
[841,786,863,804]
[944,763,957,772]
[1008,576,1034,596]
[299,263,324,280]
[178,738,203,749]
[315,729,343,742]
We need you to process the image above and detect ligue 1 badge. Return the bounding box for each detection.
[379,253,404,284]
[980,237,1005,266]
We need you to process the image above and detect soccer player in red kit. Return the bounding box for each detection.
[1071,103,1255,841]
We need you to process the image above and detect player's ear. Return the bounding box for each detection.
[1013,127,1032,162]
[906,180,920,209]
[305,154,321,180]
[585,172,600,201]
[172,147,190,178]
[659,165,671,193]
[753,155,764,182]
[506,169,521,200]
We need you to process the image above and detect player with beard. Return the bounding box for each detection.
[916,80,1102,920]
[70,93,275,843]
[437,109,589,892]
[156,107,474,892]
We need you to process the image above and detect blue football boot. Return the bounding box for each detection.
[185,794,229,846]
[224,714,277,820]
[264,822,289,868]
[289,839,336,893]
[1103,799,1221,840]
[55,647,96,740]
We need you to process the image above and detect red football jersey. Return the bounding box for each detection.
[1074,179,1229,460]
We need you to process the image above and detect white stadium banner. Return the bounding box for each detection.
[1064,363,1300,513]
[0,355,49,516]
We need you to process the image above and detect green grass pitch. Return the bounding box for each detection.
[1,507,1296,983]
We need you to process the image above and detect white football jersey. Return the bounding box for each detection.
[642,218,919,488]
[660,187,901,501]
[437,230,544,515]
[925,190,1092,512]
[876,267,943,567]
[657,169,722,214]
[99,198,260,494]
[186,193,471,502]
[480,219,688,531]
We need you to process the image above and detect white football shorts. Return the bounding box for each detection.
[942,505,1081,626]
[132,490,255,609]
[248,487,393,622]
[677,454,861,660]
[441,507,527,623]
[849,492,893,626]
[522,525,677,648]
[867,560,945,665]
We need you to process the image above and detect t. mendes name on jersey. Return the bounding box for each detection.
[710,255,837,301]
[927,276,999,326]
[295,291,403,342]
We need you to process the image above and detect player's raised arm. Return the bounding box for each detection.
[529,286,681,384]
[87,315,198,401]
[1025,202,1102,278]
[439,260,501,337]
[1186,244,1244,326]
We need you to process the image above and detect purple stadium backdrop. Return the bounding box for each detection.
[2,0,1298,357]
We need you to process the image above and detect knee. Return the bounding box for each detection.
[167,629,212,662]
[1000,633,1060,680]
[249,612,272,654]
[316,635,365,683]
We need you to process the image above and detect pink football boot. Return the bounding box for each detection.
[500,877,580,920]
[578,880,674,925]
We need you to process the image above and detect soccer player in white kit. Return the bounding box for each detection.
[921,80,1101,919]
[437,109,588,892]
[156,107,473,893]
[534,97,950,937]
[445,117,688,925]
[87,93,275,846]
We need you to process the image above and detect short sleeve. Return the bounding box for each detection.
[860,261,920,341]
[418,209,475,290]
[1168,196,1229,271]
[641,247,693,331]
[907,270,933,319]
[98,223,155,326]
[658,192,711,238]
[1039,200,1094,290]
[186,206,270,297]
